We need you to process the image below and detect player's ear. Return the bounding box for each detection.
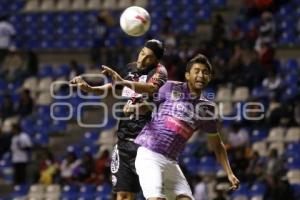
[185,71,190,81]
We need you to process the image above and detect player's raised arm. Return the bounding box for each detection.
[207,133,240,190]
[69,76,112,95]
[101,39,167,96]
[101,65,163,95]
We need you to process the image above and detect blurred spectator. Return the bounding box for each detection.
[212,185,227,200]
[242,49,265,88]
[262,68,282,99]
[230,149,249,182]
[0,128,12,159]
[255,11,275,52]
[257,42,275,71]
[266,149,284,176]
[25,50,38,77]
[0,51,24,82]
[90,11,112,66]
[0,14,16,66]
[39,149,58,184]
[227,123,249,149]
[264,175,295,200]
[211,14,227,42]
[10,124,32,184]
[0,95,15,122]
[92,150,110,184]
[294,99,300,125]
[267,102,294,126]
[69,60,83,80]
[16,89,33,118]
[211,40,230,84]
[160,17,176,48]
[75,152,95,182]
[246,151,262,183]
[228,44,246,85]
[59,152,81,184]
[194,175,209,200]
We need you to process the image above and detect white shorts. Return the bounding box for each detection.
[135,146,194,199]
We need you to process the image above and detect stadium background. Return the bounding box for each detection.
[0,0,299,199]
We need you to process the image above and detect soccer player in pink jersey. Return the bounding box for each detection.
[133,54,240,200]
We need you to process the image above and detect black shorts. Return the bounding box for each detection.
[111,140,140,193]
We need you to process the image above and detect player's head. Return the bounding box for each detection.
[137,39,164,70]
[185,54,212,93]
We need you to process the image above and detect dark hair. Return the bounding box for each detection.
[144,39,165,60]
[12,124,22,132]
[185,54,213,73]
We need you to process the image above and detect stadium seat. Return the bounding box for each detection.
[14,185,30,196]
[51,120,67,132]
[118,0,132,9]
[213,0,227,7]
[23,0,40,11]
[84,131,100,145]
[291,184,300,199]
[46,184,61,194]
[251,86,267,99]
[21,117,35,135]
[196,7,212,21]
[40,0,56,11]
[86,0,102,10]
[95,183,112,196]
[218,102,233,116]
[281,86,299,102]
[284,74,298,87]
[23,77,38,91]
[252,141,268,157]
[232,86,249,102]
[285,59,299,73]
[38,65,53,78]
[287,157,300,169]
[285,127,300,142]
[28,184,45,197]
[287,170,300,184]
[231,183,249,199]
[71,0,86,10]
[250,182,266,197]
[279,31,296,45]
[56,0,71,11]
[267,127,285,142]
[36,92,53,105]
[134,0,148,8]
[102,0,118,9]
[199,156,216,174]
[251,129,268,143]
[268,142,284,156]
[285,143,300,158]
[62,185,79,199]
[216,86,232,102]
[38,77,53,92]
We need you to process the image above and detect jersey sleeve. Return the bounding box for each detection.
[147,65,168,90]
[153,81,172,104]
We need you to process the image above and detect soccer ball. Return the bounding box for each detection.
[120,6,151,37]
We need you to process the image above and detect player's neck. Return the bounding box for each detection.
[187,83,202,97]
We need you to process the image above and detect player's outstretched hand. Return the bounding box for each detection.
[227,173,240,191]
[69,76,86,87]
[100,65,123,83]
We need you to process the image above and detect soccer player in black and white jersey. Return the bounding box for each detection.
[70,39,168,200]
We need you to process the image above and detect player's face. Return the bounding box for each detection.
[137,47,157,70]
[185,63,211,92]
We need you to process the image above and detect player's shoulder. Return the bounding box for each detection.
[155,63,168,74]
[165,80,185,89]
